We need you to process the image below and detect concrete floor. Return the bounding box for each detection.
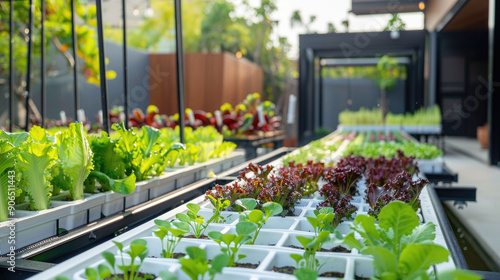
[442,137,500,268]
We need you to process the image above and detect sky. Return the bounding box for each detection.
[234,0,425,59]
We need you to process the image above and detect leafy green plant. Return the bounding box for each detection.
[335,201,472,280]
[293,268,318,280]
[206,195,231,224]
[83,239,156,280]
[50,122,93,201]
[235,198,282,244]
[208,221,257,267]
[153,219,190,258]
[17,126,58,211]
[176,203,209,238]
[179,247,229,280]
[290,231,330,273]
[307,207,335,237]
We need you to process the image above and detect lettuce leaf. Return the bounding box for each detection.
[17,126,58,211]
[52,123,93,201]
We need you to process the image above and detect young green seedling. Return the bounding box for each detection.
[153,219,190,258]
[290,231,330,273]
[207,194,231,224]
[208,221,257,267]
[179,247,229,280]
[236,198,283,244]
[308,207,336,237]
[176,203,209,238]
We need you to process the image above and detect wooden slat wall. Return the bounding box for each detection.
[149,52,263,115]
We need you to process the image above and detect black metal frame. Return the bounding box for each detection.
[298,30,427,145]
[6,0,186,141]
[488,0,500,166]
[8,0,13,132]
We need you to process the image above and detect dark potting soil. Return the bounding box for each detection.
[320,271,345,278]
[148,253,186,259]
[355,275,371,280]
[184,234,210,239]
[105,273,155,280]
[233,262,259,269]
[273,266,296,274]
[288,245,351,253]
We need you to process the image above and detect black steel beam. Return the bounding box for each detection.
[427,186,469,269]
[41,0,46,128]
[122,0,129,129]
[435,0,468,32]
[95,0,110,133]
[8,0,14,132]
[489,0,500,166]
[424,165,458,184]
[174,0,185,143]
[433,186,476,202]
[71,0,79,122]
[24,0,33,131]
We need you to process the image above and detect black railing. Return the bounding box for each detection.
[4,0,186,141]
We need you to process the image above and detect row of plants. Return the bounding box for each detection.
[339,106,441,126]
[56,200,479,280]
[342,131,443,160]
[0,123,236,222]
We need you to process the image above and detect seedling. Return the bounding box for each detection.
[236,198,282,244]
[83,239,161,280]
[308,207,335,237]
[153,219,190,258]
[206,194,231,224]
[208,221,257,267]
[179,247,229,280]
[290,231,330,273]
[176,203,209,238]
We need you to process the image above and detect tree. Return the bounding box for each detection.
[289,10,316,33]
[384,13,406,31]
[0,0,115,127]
[376,55,402,118]
[342,19,349,32]
[327,22,337,33]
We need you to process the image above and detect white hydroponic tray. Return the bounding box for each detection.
[31,168,455,280]
[0,152,244,255]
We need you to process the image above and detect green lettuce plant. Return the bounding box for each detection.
[307,207,335,236]
[179,247,229,280]
[208,221,257,267]
[51,122,93,201]
[290,231,330,273]
[235,198,282,244]
[153,219,190,258]
[17,126,58,211]
[335,201,481,280]
[206,195,231,224]
[176,203,209,238]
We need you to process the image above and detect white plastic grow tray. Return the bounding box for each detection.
[402,125,442,134]
[32,171,455,280]
[417,157,444,174]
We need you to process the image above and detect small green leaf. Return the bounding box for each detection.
[176,213,190,223]
[98,264,111,279]
[436,269,482,280]
[112,241,123,252]
[221,233,237,245]
[155,219,172,229]
[154,229,167,241]
[401,222,436,245]
[235,198,257,211]
[378,201,420,243]
[101,251,115,268]
[131,239,147,246]
[294,268,318,280]
[361,246,398,275]
[262,202,283,217]
[168,228,188,237]
[319,207,334,214]
[296,236,313,249]
[172,221,190,231]
[236,221,258,236]
[186,246,206,260]
[307,217,320,229]
[211,253,229,272]
[248,210,264,223]
[159,270,179,280]
[187,203,200,214]
[398,244,449,277]
[290,253,303,264]
[85,268,98,280]
[208,231,223,242]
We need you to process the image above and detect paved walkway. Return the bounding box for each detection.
[442,147,500,267]
[445,136,489,163]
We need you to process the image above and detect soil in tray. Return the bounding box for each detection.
[105,273,155,280]
[148,253,186,259]
[184,234,210,239]
[355,275,370,280]
[233,262,259,269]
[288,245,351,253]
[274,266,344,278]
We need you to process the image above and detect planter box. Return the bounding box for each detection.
[51,193,106,231]
[417,157,444,174]
[0,203,70,254]
[402,125,442,134]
